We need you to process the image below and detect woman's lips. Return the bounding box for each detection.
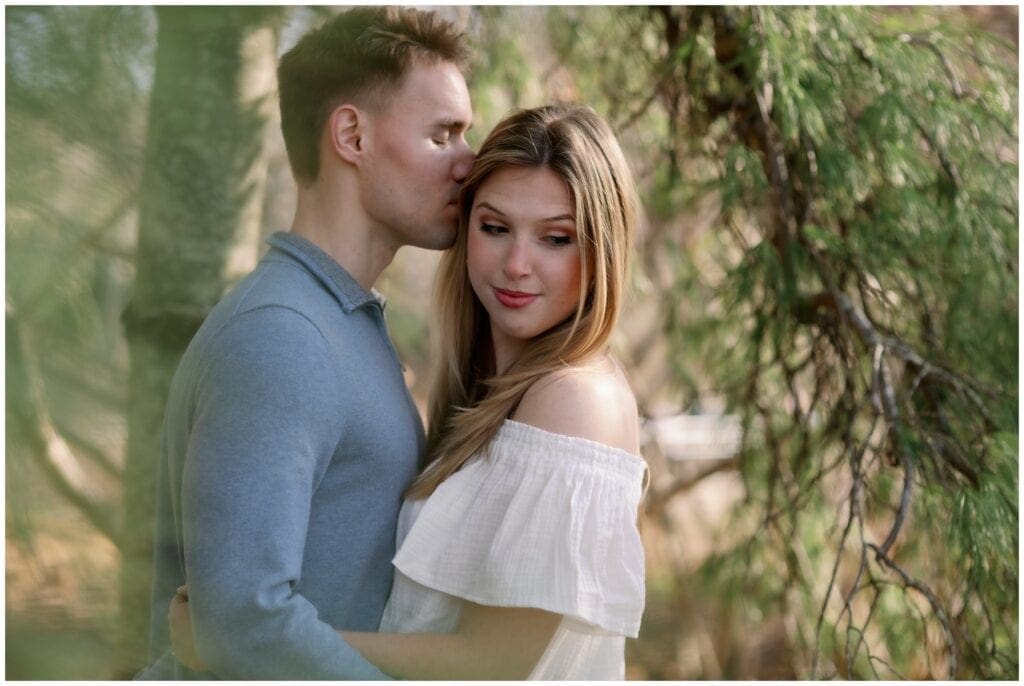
[493,287,537,308]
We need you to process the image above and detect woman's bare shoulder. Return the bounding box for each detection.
[512,355,640,454]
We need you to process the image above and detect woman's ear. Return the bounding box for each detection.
[328,104,364,166]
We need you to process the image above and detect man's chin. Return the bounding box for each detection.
[414,225,458,251]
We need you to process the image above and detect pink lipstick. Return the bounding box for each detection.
[494,287,537,309]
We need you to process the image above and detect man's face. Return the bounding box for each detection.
[361,60,474,251]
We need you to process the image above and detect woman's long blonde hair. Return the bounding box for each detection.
[406,104,637,499]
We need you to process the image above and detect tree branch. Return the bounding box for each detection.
[868,542,958,679]
[902,33,964,99]
[7,310,120,544]
[645,456,740,515]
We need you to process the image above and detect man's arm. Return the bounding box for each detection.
[181,306,389,680]
[171,593,561,680]
[340,601,561,680]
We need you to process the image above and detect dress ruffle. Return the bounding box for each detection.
[392,419,647,638]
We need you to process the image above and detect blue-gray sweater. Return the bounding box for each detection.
[138,232,423,680]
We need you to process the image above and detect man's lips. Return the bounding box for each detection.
[493,287,538,308]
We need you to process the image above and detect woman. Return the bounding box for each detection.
[172,104,647,680]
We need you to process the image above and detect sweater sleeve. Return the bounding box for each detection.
[180,305,390,680]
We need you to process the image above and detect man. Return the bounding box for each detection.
[137,7,474,679]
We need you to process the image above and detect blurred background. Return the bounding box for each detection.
[5,5,1018,680]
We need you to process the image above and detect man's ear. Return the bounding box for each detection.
[328,104,365,166]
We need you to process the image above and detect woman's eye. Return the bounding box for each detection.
[480,223,508,234]
[546,235,573,247]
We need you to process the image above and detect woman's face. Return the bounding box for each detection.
[466,165,582,369]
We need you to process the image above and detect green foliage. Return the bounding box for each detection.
[547,4,1017,679]
[463,7,535,146]
[7,6,292,676]
[6,5,153,522]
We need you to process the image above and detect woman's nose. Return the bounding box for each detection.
[502,239,531,280]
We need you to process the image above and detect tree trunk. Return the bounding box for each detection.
[117,6,283,676]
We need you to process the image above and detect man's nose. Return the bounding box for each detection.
[503,239,531,280]
[452,141,475,183]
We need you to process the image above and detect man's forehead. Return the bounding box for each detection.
[395,61,472,117]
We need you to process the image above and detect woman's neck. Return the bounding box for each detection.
[491,329,527,376]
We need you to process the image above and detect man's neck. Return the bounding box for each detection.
[289,184,398,292]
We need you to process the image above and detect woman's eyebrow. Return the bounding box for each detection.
[476,201,507,216]
[477,201,575,224]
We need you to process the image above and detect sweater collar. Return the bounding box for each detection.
[266,231,386,313]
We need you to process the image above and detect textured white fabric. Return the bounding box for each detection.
[379,419,647,680]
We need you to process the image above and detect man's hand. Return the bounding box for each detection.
[169,585,210,673]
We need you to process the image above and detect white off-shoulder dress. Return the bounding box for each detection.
[378,419,647,680]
